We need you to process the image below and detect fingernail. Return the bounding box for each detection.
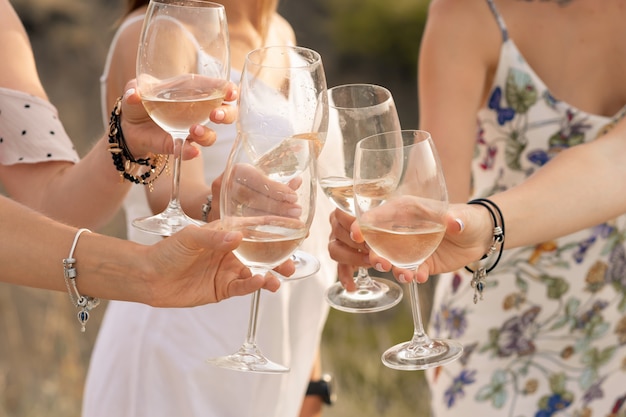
[375,263,384,272]
[278,192,298,203]
[123,88,136,100]
[223,232,238,242]
[193,125,205,136]
[455,218,465,233]
[398,274,407,283]
[287,207,302,217]
[350,231,356,242]
[213,109,225,122]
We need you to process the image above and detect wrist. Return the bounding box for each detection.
[306,374,336,406]
[78,234,151,304]
[466,202,498,255]
[465,198,506,304]
[119,114,150,161]
[480,209,496,254]
[110,97,167,189]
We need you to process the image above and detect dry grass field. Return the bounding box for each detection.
[0,284,434,417]
[1,1,433,416]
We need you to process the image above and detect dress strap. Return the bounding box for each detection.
[485,0,509,42]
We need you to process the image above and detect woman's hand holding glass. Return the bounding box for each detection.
[330,197,498,289]
[119,82,238,160]
[318,83,404,313]
[144,220,283,307]
[222,162,303,220]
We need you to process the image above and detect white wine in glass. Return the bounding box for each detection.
[354,129,463,370]
[205,132,318,373]
[133,0,230,236]
[318,83,404,313]
[236,45,328,281]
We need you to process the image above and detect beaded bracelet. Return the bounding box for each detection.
[465,198,505,304]
[63,228,100,332]
[107,96,168,192]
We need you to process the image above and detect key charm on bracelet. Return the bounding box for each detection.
[470,267,487,304]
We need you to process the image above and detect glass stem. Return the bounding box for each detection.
[166,135,185,211]
[408,280,432,347]
[354,266,374,287]
[244,289,261,348]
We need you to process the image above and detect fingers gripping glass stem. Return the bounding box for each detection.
[318,83,405,313]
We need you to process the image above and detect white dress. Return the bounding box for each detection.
[82,16,336,417]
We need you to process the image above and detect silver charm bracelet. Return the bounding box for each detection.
[201,194,213,222]
[62,228,100,332]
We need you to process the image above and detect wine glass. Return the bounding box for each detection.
[317,83,404,313]
[353,129,463,370]
[237,45,328,280]
[205,132,318,373]
[133,0,230,236]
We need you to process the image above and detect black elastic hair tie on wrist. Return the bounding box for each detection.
[464,198,505,303]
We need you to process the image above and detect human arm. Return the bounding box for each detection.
[331,117,626,282]
[418,0,499,203]
[103,9,237,220]
[0,85,220,230]
[0,1,235,229]
[0,193,281,306]
[299,352,325,417]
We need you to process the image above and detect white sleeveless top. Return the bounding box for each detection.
[83,15,336,417]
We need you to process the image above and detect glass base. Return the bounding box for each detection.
[133,208,203,236]
[381,338,463,371]
[278,250,320,282]
[206,344,289,374]
[325,278,403,313]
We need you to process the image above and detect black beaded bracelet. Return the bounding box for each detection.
[107,96,167,191]
[465,198,505,304]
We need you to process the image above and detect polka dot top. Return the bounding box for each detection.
[0,87,79,165]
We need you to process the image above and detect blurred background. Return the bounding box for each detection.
[0,0,433,415]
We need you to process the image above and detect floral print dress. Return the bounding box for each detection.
[426,1,626,417]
